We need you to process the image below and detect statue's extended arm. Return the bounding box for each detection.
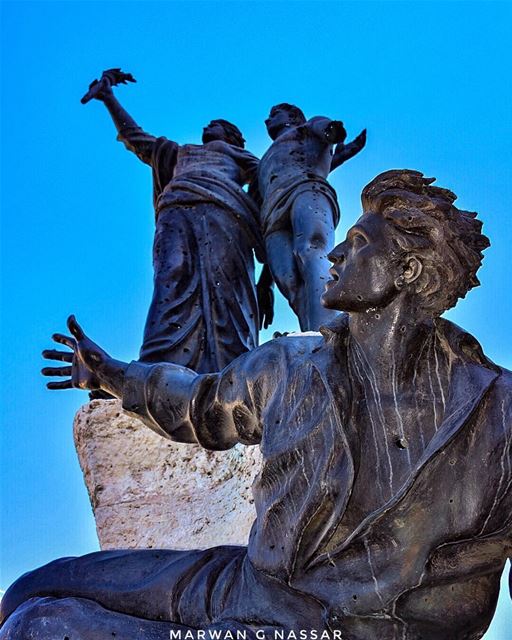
[42,316,271,449]
[83,70,157,166]
[330,129,367,173]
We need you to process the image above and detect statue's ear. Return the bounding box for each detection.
[402,255,423,284]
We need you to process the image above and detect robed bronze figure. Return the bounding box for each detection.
[83,69,273,371]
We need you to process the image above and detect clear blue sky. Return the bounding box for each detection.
[1,1,510,636]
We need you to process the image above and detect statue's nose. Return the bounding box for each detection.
[328,246,345,264]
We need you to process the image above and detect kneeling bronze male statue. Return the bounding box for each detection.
[1,170,510,640]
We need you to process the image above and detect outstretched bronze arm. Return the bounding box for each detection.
[82,69,139,130]
[43,317,204,444]
[330,128,367,172]
[82,69,157,165]
[81,68,136,104]
[42,316,266,449]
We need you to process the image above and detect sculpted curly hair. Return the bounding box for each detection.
[361,170,490,317]
[210,119,246,148]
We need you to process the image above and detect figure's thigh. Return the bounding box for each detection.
[1,548,238,626]
[265,231,302,303]
[0,596,186,640]
[290,191,336,252]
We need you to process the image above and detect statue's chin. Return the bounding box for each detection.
[320,295,342,312]
[202,133,223,144]
[321,291,372,313]
[321,282,347,311]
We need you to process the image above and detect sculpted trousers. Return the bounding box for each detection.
[0,547,325,639]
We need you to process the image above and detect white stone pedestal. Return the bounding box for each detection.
[73,400,262,550]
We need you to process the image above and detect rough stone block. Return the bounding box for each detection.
[73,400,262,550]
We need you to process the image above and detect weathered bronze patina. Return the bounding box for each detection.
[2,171,510,640]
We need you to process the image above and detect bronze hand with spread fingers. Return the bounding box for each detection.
[42,316,126,395]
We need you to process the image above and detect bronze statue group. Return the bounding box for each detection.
[1,70,510,640]
[85,69,367,374]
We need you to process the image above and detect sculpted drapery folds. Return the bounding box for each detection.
[124,130,267,370]
[2,172,510,640]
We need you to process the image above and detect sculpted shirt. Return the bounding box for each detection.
[122,315,512,640]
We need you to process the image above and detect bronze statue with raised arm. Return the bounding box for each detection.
[257,103,366,331]
[83,69,273,372]
[2,171,511,640]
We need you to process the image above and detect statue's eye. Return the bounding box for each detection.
[352,232,367,246]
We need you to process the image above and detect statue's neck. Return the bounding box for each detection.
[346,299,434,392]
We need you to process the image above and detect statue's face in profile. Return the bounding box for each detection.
[202,121,228,144]
[265,108,294,140]
[322,213,404,312]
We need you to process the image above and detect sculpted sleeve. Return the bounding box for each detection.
[117,131,179,208]
[117,126,158,165]
[121,343,282,450]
